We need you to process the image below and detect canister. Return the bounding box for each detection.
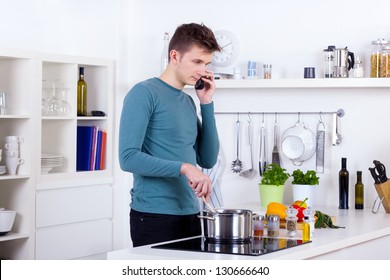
[381,45,390,78]
[370,38,388,78]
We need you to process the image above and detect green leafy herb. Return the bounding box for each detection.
[291,169,319,185]
[315,210,345,229]
[260,163,290,186]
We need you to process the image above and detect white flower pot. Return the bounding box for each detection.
[292,184,316,207]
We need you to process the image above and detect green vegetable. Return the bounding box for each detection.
[315,210,345,229]
[260,164,290,186]
[291,169,319,185]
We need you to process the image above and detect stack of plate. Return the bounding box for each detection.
[41,154,63,174]
[0,166,6,175]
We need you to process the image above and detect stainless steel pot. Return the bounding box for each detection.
[198,209,254,242]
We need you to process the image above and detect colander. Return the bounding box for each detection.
[282,122,316,165]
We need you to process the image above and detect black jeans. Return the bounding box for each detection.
[130,209,201,247]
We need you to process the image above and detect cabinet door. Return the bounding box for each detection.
[35,219,112,259]
[36,184,112,228]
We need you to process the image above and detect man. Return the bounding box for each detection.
[119,23,221,247]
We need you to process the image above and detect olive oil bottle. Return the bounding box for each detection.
[339,157,349,209]
[77,67,87,116]
[355,171,364,209]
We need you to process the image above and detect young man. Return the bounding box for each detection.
[119,23,221,247]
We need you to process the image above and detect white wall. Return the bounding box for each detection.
[2,0,390,252]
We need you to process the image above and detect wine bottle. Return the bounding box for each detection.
[339,157,349,209]
[355,171,364,209]
[77,67,87,116]
[160,32,169,74]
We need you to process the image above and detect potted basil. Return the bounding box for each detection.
[291,169,320,207]
[259,164,290,207]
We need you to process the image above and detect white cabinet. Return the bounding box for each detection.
[0,48,114,259]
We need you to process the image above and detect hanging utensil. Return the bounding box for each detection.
[231,114,243,173]
[241,114,255,178]
[332,112,342,146]
[271,113,281,166]
[316,112,325,173]
[259,113,266,176]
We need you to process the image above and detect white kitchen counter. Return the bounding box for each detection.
[107,203,390,260]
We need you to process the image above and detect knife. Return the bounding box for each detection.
[369,167,381,184]
[373,160,388,183]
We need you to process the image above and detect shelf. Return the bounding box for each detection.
[213,78,390,89]
[0,232,29,242]
[0,175,30,181]
[0,115,30,119]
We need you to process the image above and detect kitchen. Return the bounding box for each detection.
[1,0,390,263]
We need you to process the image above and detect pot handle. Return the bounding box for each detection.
[197,215,215,221]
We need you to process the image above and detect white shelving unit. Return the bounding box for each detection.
[0,48,114,260]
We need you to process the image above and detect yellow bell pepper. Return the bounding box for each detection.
[266,202,287,220]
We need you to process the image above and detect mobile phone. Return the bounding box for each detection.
[194,78,205,90]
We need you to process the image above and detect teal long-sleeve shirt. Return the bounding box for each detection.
[119,78,219,215]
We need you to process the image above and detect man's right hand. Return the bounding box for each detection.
[180,163,212,201]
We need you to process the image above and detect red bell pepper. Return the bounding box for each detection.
[292,204,306,222]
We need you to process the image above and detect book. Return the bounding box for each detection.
[77,126,94,171]
[90,126,98,170]
[95,130,103,170]
[100,130,107,170]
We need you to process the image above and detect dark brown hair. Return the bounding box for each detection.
[168,23,221,58]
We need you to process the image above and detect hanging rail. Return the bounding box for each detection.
[214,109,345,117]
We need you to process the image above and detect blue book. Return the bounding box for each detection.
[95,130,103,170]
[77,126,93,171]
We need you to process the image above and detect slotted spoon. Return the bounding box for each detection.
[231,116,242,173]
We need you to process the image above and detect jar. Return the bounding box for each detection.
[370,38,388,78]
[253,214,264,237]
[266,214,279,237]
[263,64,272,79]
[303,207,316,237]
[381,45,390,78]
[353,56,364,78]
[286,206,298,237]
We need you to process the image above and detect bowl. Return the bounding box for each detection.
[0,209,16,235]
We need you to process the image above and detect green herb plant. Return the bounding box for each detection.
[260,163,290,186]
[291,169,319,185]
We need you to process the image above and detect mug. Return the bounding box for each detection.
[304,67,316,78]
[5,157,24,175]
[4,136,24,143]
[4,142,20,151]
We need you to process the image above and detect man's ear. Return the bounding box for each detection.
[170,50,180,64]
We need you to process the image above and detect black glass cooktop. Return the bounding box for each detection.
[152,236,311,257]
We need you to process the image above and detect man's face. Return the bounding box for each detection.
[174,45,213,86]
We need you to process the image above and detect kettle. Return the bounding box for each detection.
[333,47,355,78]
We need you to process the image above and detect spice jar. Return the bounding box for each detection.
[353,56,364,78]
[266,214,280,237]
[253,214,264,237]
[286,206,298,237]
[370,38,388,78]
[263,64,272,79]
[303,207,316,237]
[381,45,390,78]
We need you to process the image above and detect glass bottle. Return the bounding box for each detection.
[160,32,169,74]
[355,171,364,209]
[339,157,349,209]
[286,206,298,237]
[353,56,364,78]
[77,67,87,116]
[370,38,388,78]
[266,214,280,237]
[302,216,311,242]
[323,45,335,78]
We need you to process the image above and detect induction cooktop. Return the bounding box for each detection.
[152,236,311,257]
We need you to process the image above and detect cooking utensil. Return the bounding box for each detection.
[316,114,325,173]
[271,114,280,166]
[281,135,304,160]
[332,112,342,146]
[373,160,388,183]
[333,47,355,78]
[258,114,267,176]
[198,209,254,242]
[240,116,255,178]
[231,115,243,173]
[282,118,316,165]
[202,196,215,213]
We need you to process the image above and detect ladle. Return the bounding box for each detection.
[240,114,255,178]
[231,114,243,173]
